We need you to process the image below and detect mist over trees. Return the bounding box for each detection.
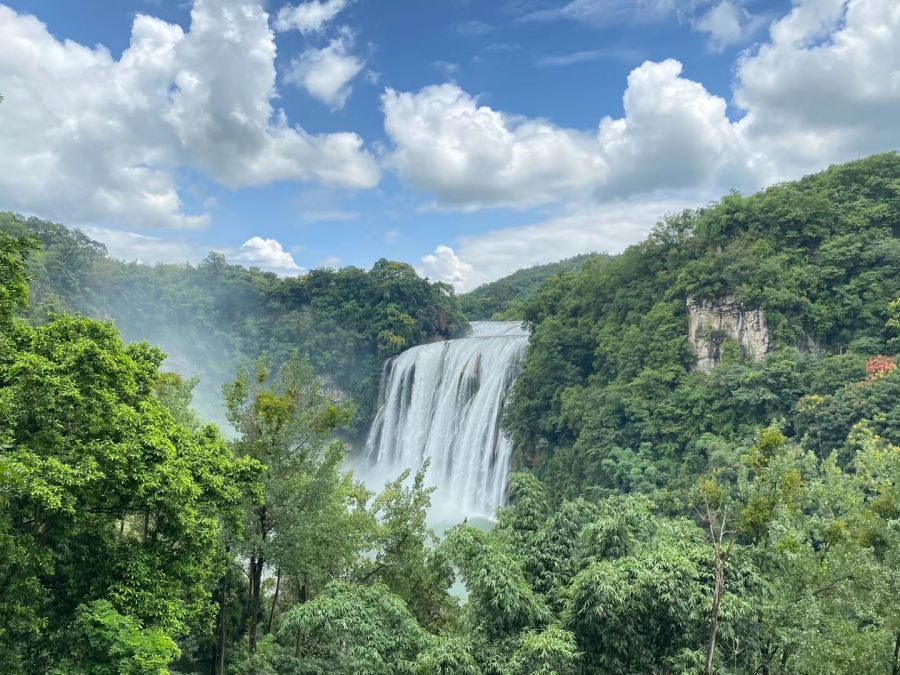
[0,211,468,432]
[0,153,898,673]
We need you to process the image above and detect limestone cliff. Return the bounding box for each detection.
[687,296,771,372]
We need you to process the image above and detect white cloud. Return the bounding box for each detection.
[232,237,304,275]
[284,33,364,109]
[274,0,349,33]
[424,199,690,291]
[382,84,608,209]
[0,0,378,231]
[733,0,900,176]
[418,245,477,290]
[382,62,762,210]
[595,59,762,198]
[694,0,760,51]
[385,0,900,211]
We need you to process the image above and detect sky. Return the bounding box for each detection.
[0,0,898,291]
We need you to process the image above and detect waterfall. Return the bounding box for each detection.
[360,321,528,521]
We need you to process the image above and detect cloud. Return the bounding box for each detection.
[0,0,378,231]
[422,198,690,291]
[285,33,364,109]
[418,245,477,290]
[694,0,765,52]
[274,0,350,33]
[385,0,900,211]
[382,61,762,209]
[382,83,608,209]
[733,0,900,176]
[536,47,642,67]
[232,236,304,274]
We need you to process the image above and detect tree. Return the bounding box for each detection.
[0,306,259,670]
[223,351,360,653]
[278,581,427,674]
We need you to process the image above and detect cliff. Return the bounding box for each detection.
[687,296,772,372]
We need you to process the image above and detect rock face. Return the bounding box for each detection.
[687,296,771,372]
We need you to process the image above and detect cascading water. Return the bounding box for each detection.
[360,321,528,521]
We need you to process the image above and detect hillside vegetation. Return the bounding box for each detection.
[507,152,900,500]
[461,254,599,320]
[0,213,467,431]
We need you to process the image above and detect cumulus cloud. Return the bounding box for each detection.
[232,237,304,275]
[595,59,762,197]
[733,0,900,176]
[274,0,350,33]
[382,84,608,209]
[0,0,378,231]
[418,245,477,290]
[382,62,762,210]
[284,33,364,109]
[385,0,900,211]
[422,199,690,291]
[694,0,762,51]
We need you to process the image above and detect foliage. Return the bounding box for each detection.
[0,241,260,672]
[506,152,900,500]
[460,254,600,320]
[278,581,427,675]
[0,212,468,431]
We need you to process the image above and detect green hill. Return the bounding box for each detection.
[505,151,900,500]
[461,253,600,320]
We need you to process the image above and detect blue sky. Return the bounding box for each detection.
[1,0,898,289]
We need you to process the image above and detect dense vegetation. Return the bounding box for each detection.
[461,254,598,320]
[1,153,898,673]
[507,152,900,501]
[0,212,467,432]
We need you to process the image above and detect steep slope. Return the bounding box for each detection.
[505,152,900,500]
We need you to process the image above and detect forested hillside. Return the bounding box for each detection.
[507,152,900,500]
[461,254,599,320]
[0,213,467,432]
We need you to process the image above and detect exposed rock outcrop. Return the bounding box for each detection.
[687,296,771,372]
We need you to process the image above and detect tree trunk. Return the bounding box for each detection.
[294,580,307,658]
[266,568,281,635]
[705,559,725,674]
[248,553,263,652]
[214,573,228,675]
[891,632,900,675]
[248,505,267,653]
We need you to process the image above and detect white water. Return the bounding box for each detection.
[359,321,528,522]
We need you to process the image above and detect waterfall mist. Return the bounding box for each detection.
[358,321,528,522]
